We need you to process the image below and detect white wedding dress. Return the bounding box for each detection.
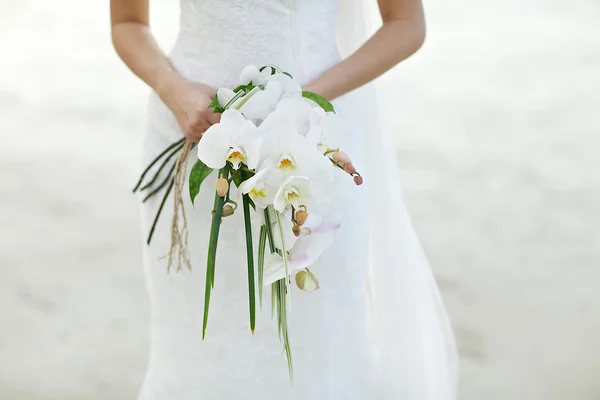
[138,1,458,399]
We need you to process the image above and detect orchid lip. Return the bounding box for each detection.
[226,146,247,169]
[277,153,296,170]
[250,188,267,198]
[284,186,301,208]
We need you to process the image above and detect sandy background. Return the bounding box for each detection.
[1,0,599,399]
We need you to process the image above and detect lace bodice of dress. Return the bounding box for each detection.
[171,0,341,87]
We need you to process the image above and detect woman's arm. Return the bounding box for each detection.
[110,0,219,141]
[304,0,426,100]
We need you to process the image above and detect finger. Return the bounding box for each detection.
[190,117,210,132]
[185,131,201,143]
[207,111,222,125]
[184,125,204,143]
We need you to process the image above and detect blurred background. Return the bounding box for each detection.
[1,0,599,399]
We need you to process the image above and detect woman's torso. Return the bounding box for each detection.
[145,0,365,156]
[170,0,341,87]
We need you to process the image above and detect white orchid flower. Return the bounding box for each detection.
[266,73,302,100]
[239,65,302,98]
[269,207,299,250]
[258,103,334,183]
[305,107,343,155]
[217,76,301,122]
[272,176,313,213]
[197,109,261,170]
[216,86,276,121]
[237,165,276,209]
[216,87,236,109]
[239,65,274,86]
[273,97,313,136]
[234,81,282,121]
[263,214,342,285]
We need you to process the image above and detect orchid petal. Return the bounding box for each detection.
[239,65,262,85]
[217,88,236,109]
[263,253,285,285]
[239,121,262,169]
[197,124,230,169]
[268,73,302,98]
[273,176,313,213]
[288,229,336,269]
[275,97,312,136]
[238,88,279,121]
[220,109,247,142]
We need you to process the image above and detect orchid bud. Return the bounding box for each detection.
[331,151,351,165]
[353,175,363,186]
[292,225,301,237]
[222,204,235,217]
[343,162,357,175]
[295,209,308,226]
[216,178,229,197]
[295,270,320,292]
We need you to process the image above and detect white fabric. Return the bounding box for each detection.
[337,1,459,398]
[138,0,457,399]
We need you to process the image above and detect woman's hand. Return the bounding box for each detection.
[158,74,221,142]
[110,0,221,142]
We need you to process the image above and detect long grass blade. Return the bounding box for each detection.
[202,167,228,340]
[146,177,175,245]
[133,138,186,193]
[257,225,267,309]
[142,162,177,203]
[139,141,185,191]
[242,195,256,334]
[264,207,294,381]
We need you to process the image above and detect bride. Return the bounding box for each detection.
[111,0,458,399]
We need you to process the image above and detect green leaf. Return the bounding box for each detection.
[243,195,256,334]
[208,93,219,108]
[207,94,224,113]
[233,83,255,93]
[202,167,228,340]
[302,91,335,113]
[189,160,213,205]
[232,168,255,188]
[259,65,282,75]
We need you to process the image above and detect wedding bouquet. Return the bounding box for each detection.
[133,65,362,378]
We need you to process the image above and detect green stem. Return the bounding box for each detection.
[258,225,267,310]
[224,89,245,109]
[242,195,256,334]
[264,207,293,381]
[264,209,276,252]
[275,211,291,297]
[232,86,261,110]
[277,279,294,382]
[264,209,277,320]
[202,167,228,340]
